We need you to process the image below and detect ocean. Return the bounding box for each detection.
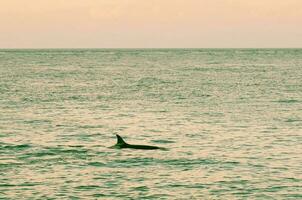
[0,49,301,199]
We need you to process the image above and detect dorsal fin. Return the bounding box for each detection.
[116,134,127,145]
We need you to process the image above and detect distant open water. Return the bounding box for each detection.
[0,49,301,199]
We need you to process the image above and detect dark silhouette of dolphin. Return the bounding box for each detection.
[111,134,167,150]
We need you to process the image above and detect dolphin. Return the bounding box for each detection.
[111,134,167,150]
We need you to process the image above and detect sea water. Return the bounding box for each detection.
[0,49,301,199]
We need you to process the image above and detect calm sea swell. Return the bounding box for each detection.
[0,49,301,199]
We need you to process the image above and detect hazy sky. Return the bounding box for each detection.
[1,0,302,48]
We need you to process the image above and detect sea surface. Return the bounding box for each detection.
[0,49,301,199]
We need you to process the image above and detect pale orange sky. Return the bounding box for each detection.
[0,0,302,48]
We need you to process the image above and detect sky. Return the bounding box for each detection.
[0,0,302,48]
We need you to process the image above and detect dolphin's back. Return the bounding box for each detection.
[125,144,160,150]
[113,134,167,150]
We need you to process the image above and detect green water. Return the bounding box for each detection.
[0,49,301,199]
